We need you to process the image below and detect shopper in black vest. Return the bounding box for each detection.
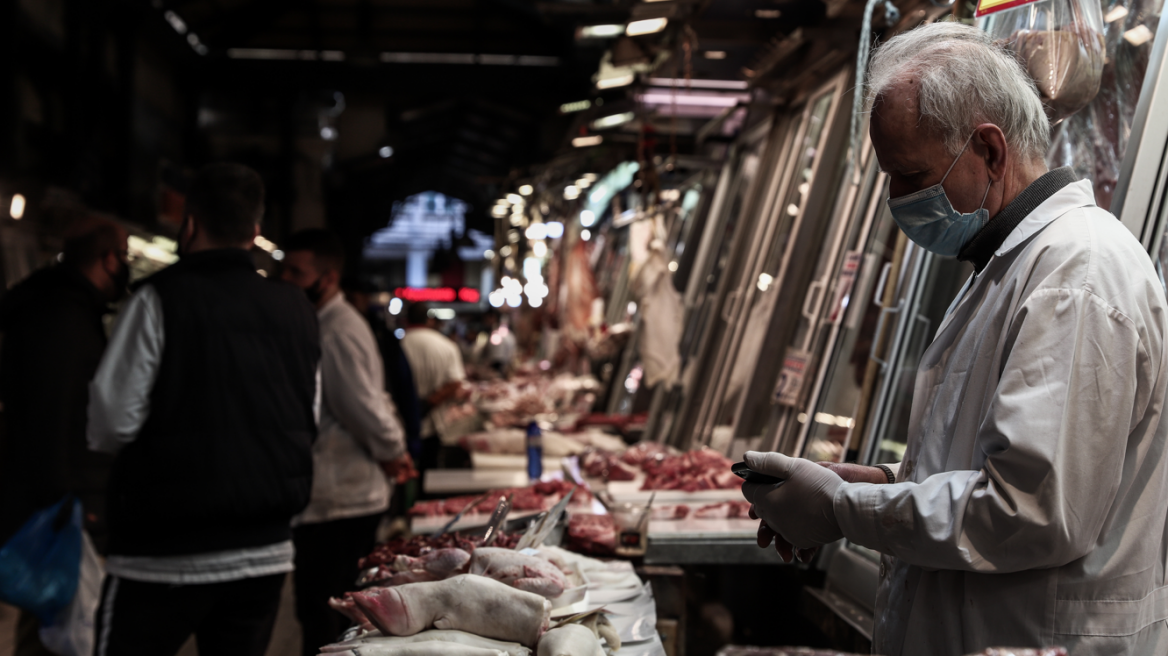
[87,163,320,656]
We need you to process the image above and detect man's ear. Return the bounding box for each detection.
[972,123,1009,182]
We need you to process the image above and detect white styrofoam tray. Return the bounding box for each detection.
[606,479,743,504]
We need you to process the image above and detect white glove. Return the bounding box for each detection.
[740,451,845,549]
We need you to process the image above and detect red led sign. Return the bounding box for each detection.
[395,287,481,303]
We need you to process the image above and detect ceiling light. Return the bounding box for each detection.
[582,173,599,182]
[272,250,284,261]
[379,146,394,158]
[580,210,596,227]
[564,185,580,200]
[704,51,728,60]
[9,194,25,220]
[560,100,592,114]
[1125,24,1154,45]
[501,245,512,256]
[484,249,495,260]
[532,241,548,258]
[546,222,564,239]
[389,298,403,315]
[581,24,626,38]
[648,77,749,89]
[591,112,635,130]
[519,184,534,196]
[163,10,187,34]
[572,135,603,148]
[596,74,635,90]
[510,215,524,226]
[626,18,668,36]
[320,126,337,140]
[755,9,782,18]
[576,178,592,189]
[507,193,523,204]
[637,92,747,107]
[1105,5,1129,21]
[581,229,592,241]
[526,223,548,240]
[491,206,508,218]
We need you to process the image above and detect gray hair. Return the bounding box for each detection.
[865,21,1049,161]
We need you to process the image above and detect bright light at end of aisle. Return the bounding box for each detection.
[581,229,591,241]
[525,223,547,240]
[489,290,505,308]
[580,210,595,227]
[532,241,547,258]
[506,295,522,308]
[9,194,25,220]
[546,222,564,239]
[388,298,403,315]
[519,185,534,196]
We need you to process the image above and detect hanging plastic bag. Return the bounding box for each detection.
[977,0,1106,123]
[39,531,103,656]
[0,497,82,623]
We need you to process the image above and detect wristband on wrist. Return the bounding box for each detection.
[875,464,896,484]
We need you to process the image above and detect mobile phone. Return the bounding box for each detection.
[731,461,784,485]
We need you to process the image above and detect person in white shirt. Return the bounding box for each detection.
[399,302,466,470]
[280,229,413,656]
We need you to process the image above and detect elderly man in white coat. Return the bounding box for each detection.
[742,21,1168,656]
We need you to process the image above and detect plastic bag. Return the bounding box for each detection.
[978,0,1106,122]
[39,531,103,656]
[0,497,82,623]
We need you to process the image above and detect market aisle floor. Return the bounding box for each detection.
[0,574,302,656]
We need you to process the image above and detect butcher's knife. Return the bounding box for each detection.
[481,493,514,546]
[515,486,576,551]
[437,493,490,536]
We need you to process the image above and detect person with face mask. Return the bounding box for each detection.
[280,228,413,656]
[0,217,128,656]
[742,22,1168,656]
[87,163,321,656]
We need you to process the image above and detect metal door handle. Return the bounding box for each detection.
[802,279,827,322]
[721,289,742,323]
[869,300,904,371]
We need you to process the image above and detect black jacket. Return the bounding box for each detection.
[0,265,114,550]
[105,249,320,557]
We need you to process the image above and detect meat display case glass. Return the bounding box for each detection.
[683,69,851,456]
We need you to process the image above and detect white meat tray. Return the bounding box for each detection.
[408,509,542,535]
[606,479,743,504]
[470,452,564,472]
[648,518,759,540]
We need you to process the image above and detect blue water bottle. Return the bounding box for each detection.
[526,421,543,481]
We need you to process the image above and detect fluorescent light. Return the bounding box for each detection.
[648,78,749,90]
[484,249,495,260]
[591,112,635,129]
[704,51,728,60]
[254,235,278,253]
[492,206,508,218]
[507,194,524,204]
[428,308,456,320]
[637,93,748,107]
[581,24,626,38]
[379,146,394,158]
[560,100,592,114]
[581,229,592,241]
[1105,6,1129,21]
[564,185,580,200]
[597,74,634,89]
[163,10,187,34]
[580,210,596,227]
[755,9,781,18]
[626,18,668,36]
[272,250,284,261]
[1125,24,1153,45]
[546,222,564,239]
[532,241,547,258]
[9,194,25,220]
[572,135,604,148]
[519,184,533,196]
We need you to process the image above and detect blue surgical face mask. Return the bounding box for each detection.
[886,132,992,257]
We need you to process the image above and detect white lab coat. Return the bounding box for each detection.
[835,181,1168,655]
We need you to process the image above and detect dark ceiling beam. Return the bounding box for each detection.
[192,0,304,45]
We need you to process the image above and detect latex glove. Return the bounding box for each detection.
[740,451,845,552]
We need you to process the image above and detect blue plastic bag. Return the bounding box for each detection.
[0,497,83,623]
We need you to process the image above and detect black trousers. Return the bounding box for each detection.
[92,573,284,656]
[292,513,381,656]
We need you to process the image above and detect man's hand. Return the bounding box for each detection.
[427,380,468,408]
[750,459,891,562]
[380,453,418,484]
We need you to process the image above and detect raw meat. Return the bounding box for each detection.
[650,504,690,521]
[346,575,552,647]
[620,442,671,466]
[468,548,570,599]
[360,533,519,569]
[329,596,375,632]
[406,482,591,518]
[1009,25,1104,122]
[326,644,505,656]
[320,629,531,656]
[536,625,603,656]
[692,501,752,520]
[640,447,741,492]
[580,449,637,482]
[391,548,471,576]
[365,570,442,587]
[566,514,615,555]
